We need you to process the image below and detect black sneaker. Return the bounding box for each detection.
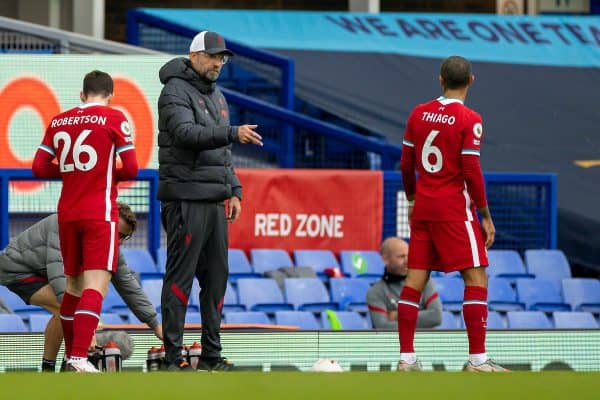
[166,359,194,372]
[196,357,234,371]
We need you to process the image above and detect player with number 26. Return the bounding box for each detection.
[32,70,138,373]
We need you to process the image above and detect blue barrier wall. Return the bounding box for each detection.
[1,169,556,259]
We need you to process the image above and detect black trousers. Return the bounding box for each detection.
[160,200,228,364]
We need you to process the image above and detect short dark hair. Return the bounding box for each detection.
[440,56,472,90]
[82,70,113,98]
[117,202,137,233]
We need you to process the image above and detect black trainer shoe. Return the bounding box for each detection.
[166,359,194,372]
[196,357,234,371]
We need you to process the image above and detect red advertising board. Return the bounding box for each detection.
[229,169,383,253]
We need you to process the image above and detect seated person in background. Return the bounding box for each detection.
[0,202,163,372]
[367,237,442,329]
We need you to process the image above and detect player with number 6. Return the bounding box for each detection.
[32,70,138,373]
[397,56,507,372]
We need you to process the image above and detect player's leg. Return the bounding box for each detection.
[434,220,507,372]
[461,267,507,372]
[28,284,62,371]
[195,203,232,371]
[58,221,83,362]
[160,200,204,371]
[68,220,116,373]
[397,221,434,371]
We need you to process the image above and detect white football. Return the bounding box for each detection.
[311,358,344,372]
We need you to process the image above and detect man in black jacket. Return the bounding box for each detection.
[157,30,262,371]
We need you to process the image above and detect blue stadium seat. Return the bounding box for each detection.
[187,280,206,312]
[274,311,321,330]
[561,278,600,312]
[339,250,385,284]
[101,284,127,314]
[28,313,52,332]
[488,277,524,312]
[250,249,294,275]
[553,311,598,329]
[525,249,572,289]
[294,249,340,280]
[99,313,125,325]
[515,279,571,312]
[228,249,260,282]
[284,278,338,311]
[223,281,245,313]
[127,311,142,325]
[431,277,464,312]
[487,250,535,283]
[329,278,369,312]
[224,311,271,325]
[236,278,293,312]
[185,312,201,324]
[0,285,47,315]
[121,248,162,279]
[141,279,163,311]
[443,271,462,278]
[0,314,28,332]
[506,311,553,329]
[157,248,166,273]
[486,311,507,329]
[321,311,369,330]
[437,311,461,329]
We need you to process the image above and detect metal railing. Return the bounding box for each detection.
[0,15,161,54]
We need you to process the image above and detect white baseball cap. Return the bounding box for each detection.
[189,31,234,56]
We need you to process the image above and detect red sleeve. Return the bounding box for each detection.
[32,148,60,178]
[32,126,60,179]
[461,112,487,208]
[400,112,416,197]
[112,111,138,181]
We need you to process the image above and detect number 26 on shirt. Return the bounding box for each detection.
[53,129,98,172]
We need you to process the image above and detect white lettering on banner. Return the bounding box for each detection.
[254,213,344,238]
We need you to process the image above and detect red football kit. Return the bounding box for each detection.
[400,96,489,271]
[32,103,138,275]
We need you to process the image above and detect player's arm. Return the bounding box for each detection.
[416,280,443,328]
[400,113,417,222]
[113,114,139,181]
[32,128,60,178]
[116,146,138,181]
[462,117,495,248]
[158,84,237,150]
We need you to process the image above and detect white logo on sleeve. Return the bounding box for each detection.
[473,123,483,139]
[120,121,132,136]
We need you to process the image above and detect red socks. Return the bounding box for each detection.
[463,285,488,355]
[397,286,421,353]
[71,289,103,358]
[60,292,80,359]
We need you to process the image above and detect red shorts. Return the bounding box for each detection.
[408,220,489,273]
[58,220,119,276]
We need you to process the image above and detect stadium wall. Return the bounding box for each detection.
[0,329,598,372]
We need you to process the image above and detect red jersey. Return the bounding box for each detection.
[400,96,487,222]
[32,103,138,222]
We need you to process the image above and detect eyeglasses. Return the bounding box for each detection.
[198,51,229,65]
[119,232,132,241]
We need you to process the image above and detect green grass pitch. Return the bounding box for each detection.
[0,372,598,400]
